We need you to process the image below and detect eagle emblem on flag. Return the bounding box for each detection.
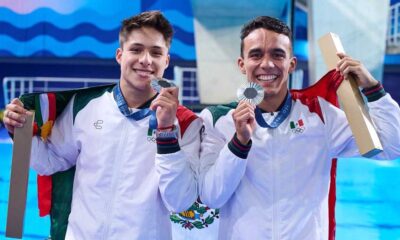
[170,200,219,230]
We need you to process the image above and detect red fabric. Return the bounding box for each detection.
[291,70,343,240]
[328,158,338,240]
[176,105,199,137]
[37,175,52,216]
[48,93,56,121]
[37,93,57,217]
[291,70,343,122]
[32,122,39,136]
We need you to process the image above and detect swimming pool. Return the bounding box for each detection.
[1,128,399,239]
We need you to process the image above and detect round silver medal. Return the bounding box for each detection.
[151,78,176,93]
[236,82,264,105]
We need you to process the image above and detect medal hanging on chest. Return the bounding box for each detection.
[254,91,292,129]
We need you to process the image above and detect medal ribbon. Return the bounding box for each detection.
[113,83,158,129]
[255,91,292,129]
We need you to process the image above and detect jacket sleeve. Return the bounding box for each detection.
[30,96,79,175]
[323,93,400,160]
[155,117,203,213]
[198,109,248,209]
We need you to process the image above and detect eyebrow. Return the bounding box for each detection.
[127,43,165,50]
[271,48,287,55]
[248,48,263,56]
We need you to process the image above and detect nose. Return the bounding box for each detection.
[139,51,151,66]
[260,56,274,69]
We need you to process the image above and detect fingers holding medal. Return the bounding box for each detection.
[150,78,179,129]
[233,82,263,144]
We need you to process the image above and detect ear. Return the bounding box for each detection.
[116,48,122,64]
[237,57,246,75]
[288,56,297,74]
[165,54,170,70]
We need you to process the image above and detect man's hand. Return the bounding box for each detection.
[336,53,379,88]
[232,101,256,145]
[3,98,33,134]
[150,87,179,129]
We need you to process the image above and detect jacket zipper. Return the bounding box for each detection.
[102,121,128,239]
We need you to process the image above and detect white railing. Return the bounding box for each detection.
[2,66,200,106]
[3,76,118,106]
[2,67,306,107]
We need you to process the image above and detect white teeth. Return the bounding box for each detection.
[135,69,152,73]
[135,69,153,76]
[257,75,277,81]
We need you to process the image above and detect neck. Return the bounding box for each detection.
[258,89,288,112]
[120,81,156,108]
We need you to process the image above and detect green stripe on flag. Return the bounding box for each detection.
[34,95,43,127]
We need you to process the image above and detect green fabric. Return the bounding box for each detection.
[19,84,116,239]
[50,168,75,240]
[207,102,238,126]
[72,84,114,123]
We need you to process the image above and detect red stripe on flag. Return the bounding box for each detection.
[298,119,304,127]
[37,175,52,217]
[48,93,56,121]
[291,70,341,240]
[291,70,343,123]
[329,158,337,240]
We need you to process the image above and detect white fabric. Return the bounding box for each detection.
[199,94,400,240]
[30,90,202,240]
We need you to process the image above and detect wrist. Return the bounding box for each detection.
[156,125,179,139]
[156,125,180,154]
[236,133,250,145]
[156,125,175,132]
[157,119,176,130]
[361,82,386,102]
[228,133,252,159]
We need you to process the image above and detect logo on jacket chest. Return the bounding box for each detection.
[93,120,104,129]
[290,119,305,134]
[147,128,156,142]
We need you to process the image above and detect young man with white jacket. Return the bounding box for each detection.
[199,16,400,240]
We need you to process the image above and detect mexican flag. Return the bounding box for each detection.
[20,84,114,239]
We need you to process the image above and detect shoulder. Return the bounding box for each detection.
[202,102,237,127]
[290,70,342,123]
[176,105,200,137]
[72,84,115,120]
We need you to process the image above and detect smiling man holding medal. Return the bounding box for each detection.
[3,11,202,240]
[198,16,400,239]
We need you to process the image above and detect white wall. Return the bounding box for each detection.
[192,0,290,104]
[308,0,389,84]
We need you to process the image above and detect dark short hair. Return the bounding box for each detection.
[240,16,292,57]
[119,10,174,48]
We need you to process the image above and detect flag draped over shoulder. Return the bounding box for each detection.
[19,84,115,240]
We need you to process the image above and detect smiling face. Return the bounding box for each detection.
[238,28,296,103]
[116,27,170,94]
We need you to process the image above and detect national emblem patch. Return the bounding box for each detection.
[170,200,219,230]
[290,119,305,134]
[147,128,156,142]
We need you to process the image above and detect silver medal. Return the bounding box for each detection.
[236,82,264,105]
[151,78,176,93]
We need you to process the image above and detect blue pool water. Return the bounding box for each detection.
[1,127,399,239]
